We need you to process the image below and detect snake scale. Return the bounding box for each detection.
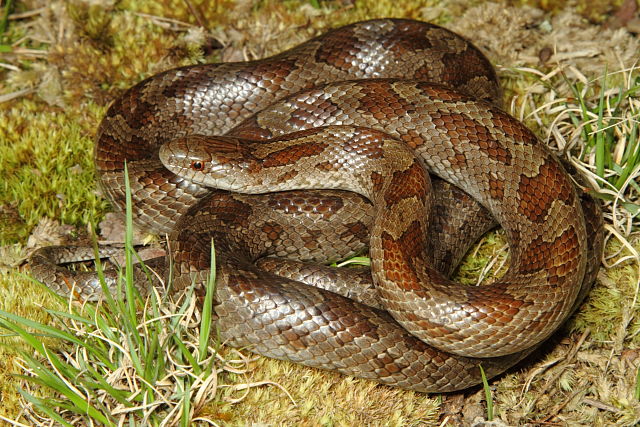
[31,18,604,392]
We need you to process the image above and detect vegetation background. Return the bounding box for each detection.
[0,0,639,425]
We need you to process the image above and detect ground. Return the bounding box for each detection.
[0,0,639,425]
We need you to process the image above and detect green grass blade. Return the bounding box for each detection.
[173,335,201,375]
[123,162,138,325]
[181,380,191,427]
[614,123,639,189]
[124,330,143,375]
[0,312,91,358]
[0,309,96,352]
[0,0,13,36]
[636,365,640,400]
[142,330,160,380]
[198,239,217,363]
[595,70,608,178]
[479,364,494,421]
[13,347,112,423]
[76,357,133,407]
[17,389,76,427]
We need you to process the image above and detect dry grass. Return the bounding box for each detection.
[1,0,639,425]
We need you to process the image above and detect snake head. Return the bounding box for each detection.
[159,135,259,190]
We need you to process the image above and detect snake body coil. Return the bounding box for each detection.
[31,19,604,392]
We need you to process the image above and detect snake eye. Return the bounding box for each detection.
[191,161,204,171]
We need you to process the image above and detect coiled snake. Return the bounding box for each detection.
[31,19,604,392]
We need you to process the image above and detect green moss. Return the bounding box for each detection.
[571,238,640,343]
[207,353,440,425]
[0,101,108,245]
[0,271,64,418]
[453,230,509,286]
[117,0,236,26]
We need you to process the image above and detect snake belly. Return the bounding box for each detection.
[30,18,604,392]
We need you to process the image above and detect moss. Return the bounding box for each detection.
[453,230,509,286]
[571,237,640,343]
[0,271,65,418]
[118,0,236,25]
[0,100,108,245]
[51,4,195,106]
[208,353,440,425]
[508,0,625,22]
[333,0,443,24]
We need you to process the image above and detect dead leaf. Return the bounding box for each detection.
[98,212,147,244]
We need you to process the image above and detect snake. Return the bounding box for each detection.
[30,18,604,392]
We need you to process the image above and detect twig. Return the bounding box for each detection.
[534,378,589,424]
[582,397,621,413]
[521,328,591,405]
[8,47,48,57]
[9,7,46,20]
[0,61,19,71]
[183,0,207,30]
[133,12,194,30]
[540,329,591,395]
[0,87,34,103]
[222,380,296,405]
[0,415,32,427]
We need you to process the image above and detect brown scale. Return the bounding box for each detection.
[383,163,431,208]
[518,227,581,281]
[488,108,540,147]
[429,110,512,164]
[382,20,439,55]
[262,141,327,167]
[380,223,427,292]
[358,81,416,119]
[487,175,505,200]
[313,27,362,71]
[415,80,475,104]
[440,48,498,89]
[275,169,299,185]
[516,159,575,223]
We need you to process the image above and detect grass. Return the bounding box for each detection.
[1,0,639,425]
[637,365,640,400]
[479,365,494,421]
[564,68,640,202]
[0,169,229,425]
[0,0,14,39]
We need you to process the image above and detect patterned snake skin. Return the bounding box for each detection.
[30,19,604,392]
